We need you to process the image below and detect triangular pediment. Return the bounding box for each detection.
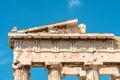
[12,19,85,34]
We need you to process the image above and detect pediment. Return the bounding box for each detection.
[12,19,85,34]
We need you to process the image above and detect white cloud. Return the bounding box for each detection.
[68,0,83,9]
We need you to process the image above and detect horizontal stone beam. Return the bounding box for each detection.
[61,67,86,76]
[17,52,120,65]
[99,67,119,75]
[9,33,115,39]
[61,67,119,76]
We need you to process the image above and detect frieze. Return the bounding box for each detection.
[13,39,120,52]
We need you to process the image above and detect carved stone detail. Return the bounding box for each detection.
[13,64,30,80]
[48,25,71,34]
[9,19,120,80]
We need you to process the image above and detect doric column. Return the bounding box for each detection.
[12,64,30,80]
[86,66,100,80]
[46,62,62,80]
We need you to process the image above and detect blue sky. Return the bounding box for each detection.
[0,0,120,80]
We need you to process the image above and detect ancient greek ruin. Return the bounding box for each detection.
[8,19,120,80]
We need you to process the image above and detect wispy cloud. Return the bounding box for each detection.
[68,0,83,9]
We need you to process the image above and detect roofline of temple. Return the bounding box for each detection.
[8,19,120,49]
[14,19,78,33]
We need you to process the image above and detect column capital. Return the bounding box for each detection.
[82,65,101,70]
[85,65,100,80]
[13,63,31,80]
[79,76,86,80]
[45,62,62,71]
[12,63,31,70]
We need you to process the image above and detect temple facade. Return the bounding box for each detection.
[8,19,120,80]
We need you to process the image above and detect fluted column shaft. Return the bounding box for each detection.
[13,65,30,80]
[48,68,61,80]
[86,66,100,80]
[46,63,62,80]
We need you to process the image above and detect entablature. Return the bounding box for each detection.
[9,19,120,73]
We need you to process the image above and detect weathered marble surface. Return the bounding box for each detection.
[9,19,120,80]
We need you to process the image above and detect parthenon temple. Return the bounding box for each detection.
[8,19,120,80]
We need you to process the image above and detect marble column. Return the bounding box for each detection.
[48,68,61,80]
[47,63,62,80]
[86,66,100,80]
[13,64,30,80]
